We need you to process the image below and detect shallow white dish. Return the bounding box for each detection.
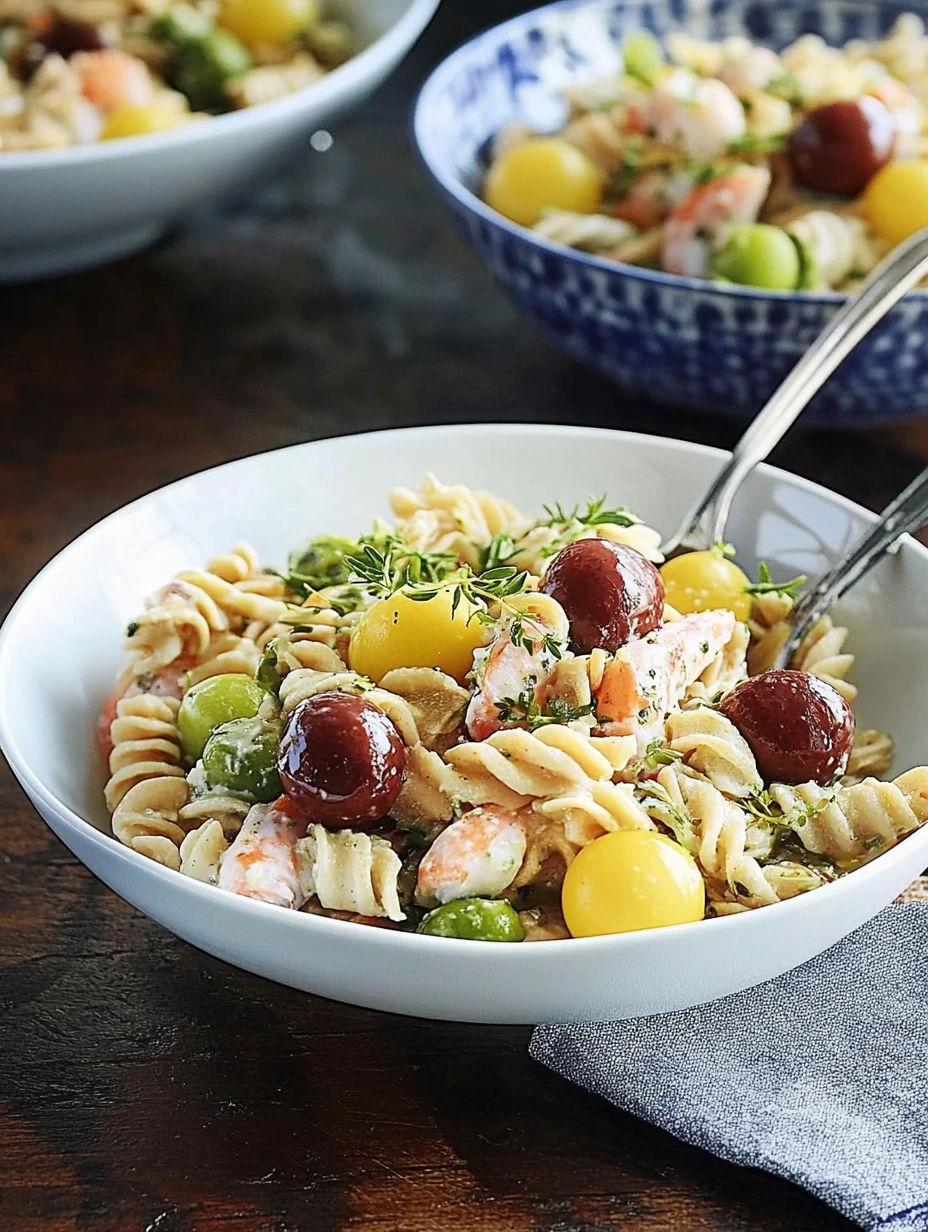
[0,0,439,282]
[2,423,927,1024]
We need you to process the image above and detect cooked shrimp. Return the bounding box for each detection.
[612,168,694,228]
[662,165,771,277]
[595,609,736,747]
[219,799,308,909]
[465,607,566,742]
[74,50,153,113]
[96,660,195,760]
[648,68,747,160]
[416,806,527,906]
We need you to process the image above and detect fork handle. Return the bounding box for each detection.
[663,227,928,557]
[777,466,928,665]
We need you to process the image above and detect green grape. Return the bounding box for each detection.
[712,224,801,291]
[286,535,361,593]
[177,673,267,762]
[172,28,251,110]
[202,717,282,802]
[623,30,663,85]
[150,4,212,45]
[417,898,524,942]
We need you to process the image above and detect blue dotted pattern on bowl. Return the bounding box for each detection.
[414,0,928,423]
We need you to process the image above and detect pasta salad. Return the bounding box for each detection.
[0,1,353,152]
[98,476,928,942]
[483,16,928,291]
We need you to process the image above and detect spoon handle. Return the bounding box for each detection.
[663,226,928,557]
[777,466,928,667]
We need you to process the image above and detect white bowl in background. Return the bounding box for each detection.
[1,424,926,1024]
[0,0,439,282]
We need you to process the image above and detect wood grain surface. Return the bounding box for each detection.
[1,4,926,1229]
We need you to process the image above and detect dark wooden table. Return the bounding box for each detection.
[2,4,925,1230]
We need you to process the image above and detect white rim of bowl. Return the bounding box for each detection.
[1,423,927,955]
[412,0,927,305]
[0,0,441,171]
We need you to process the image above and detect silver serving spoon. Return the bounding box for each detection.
[775,465,928,669]
[661,226,928,559]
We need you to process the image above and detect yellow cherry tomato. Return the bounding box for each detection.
[562,830,705,938]
[349,587,485,685]
[660,549,752,621]
[485,138,602,228]
[101,104,184,141]
[221,0,318,47]
[864,160,928,245]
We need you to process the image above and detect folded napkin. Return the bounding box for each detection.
[531,902,928,1231]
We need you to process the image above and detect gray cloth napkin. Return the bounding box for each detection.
[531,903,928,1231]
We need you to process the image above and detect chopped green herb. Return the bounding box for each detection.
[725,132,789,155]
[766,70,803,105]
[606,139,644,200]
[495,689,596,729]
[126,621,140,638]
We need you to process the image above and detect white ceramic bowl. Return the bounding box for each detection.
[0,0,439,282]
[2,424,927,1024]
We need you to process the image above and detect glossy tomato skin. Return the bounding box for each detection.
[541,539,664,654]
[561,830,705,937]
[790,97,895,195]
[278,692,406,828]
[720,668,854,786]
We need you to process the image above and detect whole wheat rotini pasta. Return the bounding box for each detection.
[0,3,356,154]
[481,18,923,289]
[298,826,405,921]
[98,474,928,942]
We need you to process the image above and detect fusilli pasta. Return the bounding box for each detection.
[298,825,405,921]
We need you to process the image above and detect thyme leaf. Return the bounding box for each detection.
[643,739,683,770]
[495,688,594,729]
[744,561,807,599]
[541,494,639,530]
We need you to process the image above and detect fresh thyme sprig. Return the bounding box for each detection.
[479,532,519,572]
[642,739,683,771]
[508,615,563,660]
[495,688,594,729]
[346,537,534,624]
[743,561,807,600]
[344,536,461,595]
[541,495,639,530]
[637,781,698,853]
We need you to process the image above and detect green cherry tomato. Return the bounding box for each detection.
[712,224,801,291]
[417,898,525,942]
[623,29,664,85]
[177,673,268,761]
[202,716,282,801]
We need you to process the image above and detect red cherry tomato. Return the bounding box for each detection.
[720,669,854,785]
[278,693,407,828]
[541,538,664,654]
[790,97,895,195]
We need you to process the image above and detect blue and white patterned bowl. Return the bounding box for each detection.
[414,0,928,424]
